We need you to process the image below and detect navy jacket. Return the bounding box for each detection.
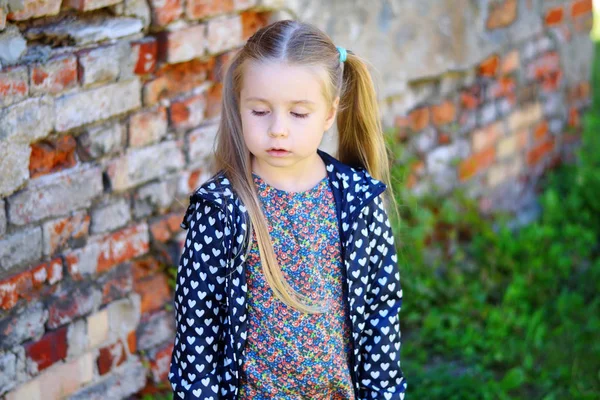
[169,149,407,399]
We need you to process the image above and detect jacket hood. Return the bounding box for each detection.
[180,149,387,230]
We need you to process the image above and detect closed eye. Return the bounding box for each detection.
[251,111,309,119]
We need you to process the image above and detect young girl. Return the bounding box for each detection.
[169,19,406,400]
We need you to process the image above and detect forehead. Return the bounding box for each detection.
[240,60,328,105]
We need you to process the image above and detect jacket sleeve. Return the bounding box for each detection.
[169,195,230,399]
[358,194,407,399]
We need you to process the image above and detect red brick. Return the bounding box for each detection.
[135,273,170,314]
[209,49,238,83]
[489,76,516,99]
[149,344,173,382]
[472,123,501,152]
[131,257,162,282]
[545,7,564,26]
[0,259,63,310]
[486,0,517,30]
[0,273,29,310]
[44,213,90,258]
[96,224,150,274]
[431,101,455,126]
[478,54,499,77]
[29,135,77,179]
[144,59,214,105]
[533,121,548,141]
[150,213,181,242]
[100,264,133,305]
[527,137,555,166]
[240,10,270,41]
[24,326,68,371]
[97,340,127,375]
[47,283,100,328]
[541,69,563,92]
[170,93,207,129]
[186,0,233,20]
[131,38,158,75]
[460,88,481,110]
[127,330,137,353]
[458,147,496,181]
[67,0,121,11]
[0,66,28,107]
[571,0,592,18]
[149,0,182,26]
[408,107,430,131]
[129,107,168,147]
[7,0,61,20]
[501,50,520,74]
[568,107,580,128]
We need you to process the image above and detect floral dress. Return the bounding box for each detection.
[238,172,355,400]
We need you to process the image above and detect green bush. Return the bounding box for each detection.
[388,42,600,400]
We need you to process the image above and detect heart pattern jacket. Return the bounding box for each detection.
[168,149,407,399]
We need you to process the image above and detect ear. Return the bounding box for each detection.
[324,96,340,132]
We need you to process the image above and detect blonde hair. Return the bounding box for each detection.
[210,19,398,314]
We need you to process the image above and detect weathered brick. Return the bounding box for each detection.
[498,130,528,159]
[486,0,517,30]
[129,107,168,147]
[107,295,141,340]
[91,197,131,234]
[0,351,18,393]
[127,330,137,353]
[42,211,90,256]
[0,200,5,238]
[431,100,455,126]
[0,227,42,276]
[234,0,257,10]
[106,141,185,191]
[77,122,125,160]
[207,14,243,55]
[131,37,157,75]
[87,308,109,348]
[24,325,68,372]
[7,0,62,21]
[55,79,141,132]
[97,224,150,273]
[571,0,592,18]
[533,120,549,141]
[147,343,173,383]
[47,283,102,329]
[25,17,144,46]
[68,357,146,399]
[472,122,501,152]
[131,256,162,282]
[478,102,497,126]
[136,309,174,351]
[186,0,233,19]
[149,213,181,242]
[240,10,270,41]
[408,107,429,131]
[411,127,437,154]
[0,140,29,198]
[133,178,178,218]
[526,52,560,81]
[0,26,27,65]
[67,318,88,359]
[149,0,182,26]
[68,0,123,11]
[143,58,213,104]
[64,242,101,280]
[78,45,122,87]
[97,339,127,375]
[0,66,28,107]
[488,76,516,100]
[0,8,5,30]
[0,96,54,144]
[170,93,207,129]
[7,165,103,226]
[158,24,206,64]
[188,123,218,164]
[30,55,78,95]
[206,81,223,119]
[545,6,564,26]
[458,147,496,181]
[501,50,519,74]
[121,0,152,29]
[508,102,543,132]
[29,135,78,179]
[98,263,133,305]
[178,167,212,197]
[0,301,47,350]
[0,258,62,310]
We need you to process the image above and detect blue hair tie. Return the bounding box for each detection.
[336,46,347,63]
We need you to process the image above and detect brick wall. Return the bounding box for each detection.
[0,0,594,398]
[0,0,275,398]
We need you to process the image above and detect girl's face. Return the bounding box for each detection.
[239,60,339,180]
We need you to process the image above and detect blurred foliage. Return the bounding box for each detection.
[386,42,600,399]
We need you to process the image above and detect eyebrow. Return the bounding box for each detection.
[244,97,316,105]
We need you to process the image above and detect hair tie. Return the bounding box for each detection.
[336,46,347,63]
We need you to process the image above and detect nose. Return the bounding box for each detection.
[268,112,288,137]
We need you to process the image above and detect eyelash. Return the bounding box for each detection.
[251,110,309,119]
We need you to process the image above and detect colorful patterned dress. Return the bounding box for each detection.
[238,172,356,399]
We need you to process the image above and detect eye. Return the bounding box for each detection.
[291,112,309,119]
[251,110,268,116]
[250,110,309,119]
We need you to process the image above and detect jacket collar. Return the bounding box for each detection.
[183,149,387,229]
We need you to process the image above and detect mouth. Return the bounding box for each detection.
[266,148,291,157]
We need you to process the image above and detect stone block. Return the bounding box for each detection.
[0,66,28,107]
[7,165,103,226]
[0,226,42,276]
[55,79,141,132]
[30,55,78,95]
[90,197,131,234]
